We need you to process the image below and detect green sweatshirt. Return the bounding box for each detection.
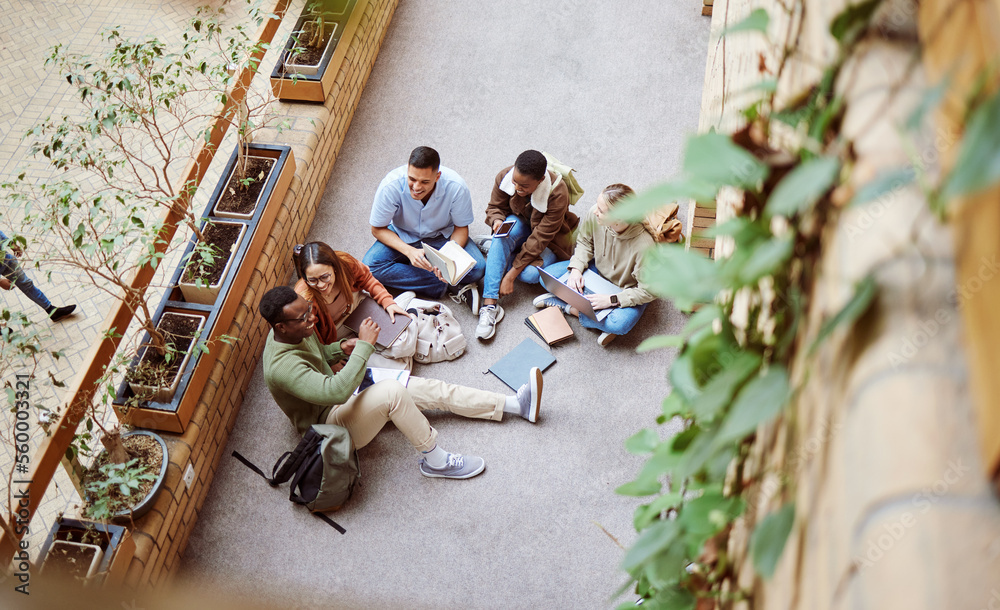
[262,330,376,434]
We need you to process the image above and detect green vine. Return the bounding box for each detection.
[605,1,1000,606]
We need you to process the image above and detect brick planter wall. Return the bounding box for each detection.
[122,0,399,588]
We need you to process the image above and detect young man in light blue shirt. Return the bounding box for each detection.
[362,146,485,313]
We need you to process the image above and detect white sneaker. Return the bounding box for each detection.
[598,332,617,347]
[475,304,504,340]
[532,293,572,314]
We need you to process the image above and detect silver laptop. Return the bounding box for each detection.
[537,268,621,321]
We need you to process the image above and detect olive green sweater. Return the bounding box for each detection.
[568,210,656,308]
[262,330,376,434]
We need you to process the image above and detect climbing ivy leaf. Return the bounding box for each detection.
[626,429,661,455]
[849,167,915,207]
[830,0,880,46]
[714,365,790,446]
[641,244,722,310]
[621,519,680,572]
[684,131,770,189]
[940,88,1000,201]
[722,8,770,36]
[750,502,796,579]
[736,234,794,284]
[637,334,685,353]
[689,351,762,422]
[610,179,718,223]
[809,274,877,354]
[766,156,841,217]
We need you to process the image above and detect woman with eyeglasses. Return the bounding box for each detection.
[292,241,409,347]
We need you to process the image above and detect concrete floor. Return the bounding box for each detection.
[180,1,710,608]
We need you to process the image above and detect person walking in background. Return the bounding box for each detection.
[476,150,579,340]
[1,229,76,322]
[533,184,655,347]
[362,146,484,313]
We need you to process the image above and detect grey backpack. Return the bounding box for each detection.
[233,424,360,533]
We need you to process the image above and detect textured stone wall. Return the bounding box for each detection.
[123,0,399,588]
[695,1,1000,608]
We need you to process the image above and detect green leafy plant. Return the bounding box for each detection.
[83,458,157,521]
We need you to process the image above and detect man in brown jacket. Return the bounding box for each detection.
[475,150,579,340]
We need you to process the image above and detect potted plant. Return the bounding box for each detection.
[178,220,249,304]
[80,430,169,523]
[269,0,366,102]
[39,539,103,581]
[37,517,136,588]
[281,0,343,76]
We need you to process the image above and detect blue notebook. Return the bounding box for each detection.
[487,338,556,390]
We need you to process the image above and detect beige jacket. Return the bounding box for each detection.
[568,210,657,308]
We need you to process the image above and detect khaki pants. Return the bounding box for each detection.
[324,377,505,453]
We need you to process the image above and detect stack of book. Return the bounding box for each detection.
[703,0,713,16]
[525,306,574,346]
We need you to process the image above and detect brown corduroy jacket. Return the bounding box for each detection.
[485,166,580,272]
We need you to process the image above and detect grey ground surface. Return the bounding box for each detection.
[180,1,709,608]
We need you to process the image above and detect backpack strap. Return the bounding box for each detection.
[270,430,323,485]
[232,450,270,481]
[287,451,323,505]
[314,512,347,534]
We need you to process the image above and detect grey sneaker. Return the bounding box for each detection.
[475,304,504,340]
[419,453,486,479]
[514,366,543,423]
[449,283,480,315]
[471,234,492,255]
[532,293,572,314]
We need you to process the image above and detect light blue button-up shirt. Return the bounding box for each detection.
[369,165,474,244]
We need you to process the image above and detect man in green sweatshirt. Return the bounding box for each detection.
[258,285,542,479]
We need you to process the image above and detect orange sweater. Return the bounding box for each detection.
[294,252,395,345]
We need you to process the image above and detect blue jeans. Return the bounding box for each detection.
[1,251,51,311]
[482,215,556,301]
[362,235,486,299]
[539,260,647,336]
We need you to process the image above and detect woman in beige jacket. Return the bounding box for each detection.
[534,184,656,347]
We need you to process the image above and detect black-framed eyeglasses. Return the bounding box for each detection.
[305,272,333,286]
[281,302,313,324]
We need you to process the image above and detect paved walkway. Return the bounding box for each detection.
[0,0,244,559]
[182,1,710,608]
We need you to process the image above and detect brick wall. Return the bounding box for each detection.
[123,0,399,589]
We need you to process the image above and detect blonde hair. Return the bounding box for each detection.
[600,183,635,207]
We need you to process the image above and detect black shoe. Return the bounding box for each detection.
[47,304,76,322]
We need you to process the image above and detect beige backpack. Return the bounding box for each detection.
[404,298,467,363]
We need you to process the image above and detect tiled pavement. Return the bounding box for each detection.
[0,0,246,560]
